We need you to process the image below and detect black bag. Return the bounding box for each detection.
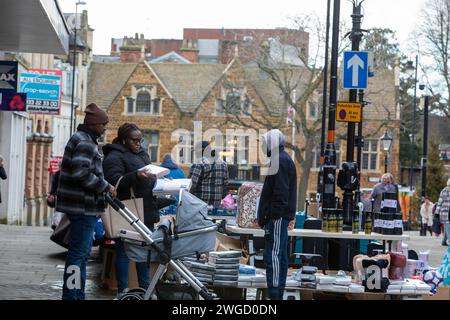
[432,214,441,235]
[50,214,70,249]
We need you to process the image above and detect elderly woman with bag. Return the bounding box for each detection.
[102,123,158,296]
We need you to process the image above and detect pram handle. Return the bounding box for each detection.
[105,193,125,211]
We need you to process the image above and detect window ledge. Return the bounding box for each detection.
[123,112,163,116]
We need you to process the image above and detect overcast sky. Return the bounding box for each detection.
[57,0,426,55]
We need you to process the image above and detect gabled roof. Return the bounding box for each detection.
[150,63,225,112]
[87,62,137,110]
[150,51,192,64]
[243,65,311,114]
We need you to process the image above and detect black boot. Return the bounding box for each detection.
[427,226,432,236]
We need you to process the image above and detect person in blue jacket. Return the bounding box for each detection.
[160,154,185,215]
[161,154,185,179]
[257,129,297,300]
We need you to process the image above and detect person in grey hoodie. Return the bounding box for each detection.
[257,129,297,300]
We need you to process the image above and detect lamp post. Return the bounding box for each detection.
[380,130,393,173]
[69,1,86,137]
[405,55,418,230]
[421,86,428,200]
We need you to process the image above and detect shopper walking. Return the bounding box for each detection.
[58,103,116,300]
[257,129,297,300]
[420,197,434,236]
[435,179,450,246]
[102,123,158,295]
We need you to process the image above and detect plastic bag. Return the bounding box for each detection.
[221,194,235,209]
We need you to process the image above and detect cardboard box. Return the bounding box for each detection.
[215,232,248,265]
[423,286,450,300]
[101,247,139,291]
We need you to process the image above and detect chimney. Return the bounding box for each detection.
[120,45,145,63]
[180,39,199,63]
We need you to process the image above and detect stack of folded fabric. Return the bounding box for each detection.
[348,283,365,293]
[238,264,256,287]
[316,275,335,291]
[293,266,317,289]
[387,279,432,294]
[183,260,215,285]
[250,274,267,288]
[209,251,241,287]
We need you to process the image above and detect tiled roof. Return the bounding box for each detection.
[150,63,225,112]
[87,62,137,110]
[244,65,311,114]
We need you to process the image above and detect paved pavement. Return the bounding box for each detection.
[0,225,447,300]
[0,224,115,300]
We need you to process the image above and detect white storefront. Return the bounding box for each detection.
[0,0,69,224]
[0,112,28,224]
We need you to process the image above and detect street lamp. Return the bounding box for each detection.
[405,55,418,230]
[69,1,87,137]
[380,130,392,173]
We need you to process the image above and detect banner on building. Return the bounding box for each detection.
[0,61,18,94]
[19,69,62,114]
[0,92,27,111]
[49,156,63,175]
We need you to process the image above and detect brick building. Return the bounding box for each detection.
[87,58,400,202]
[109,28,309,65]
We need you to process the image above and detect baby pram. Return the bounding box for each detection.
[105,189,218,300]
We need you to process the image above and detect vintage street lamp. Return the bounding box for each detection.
[380,130,393,173]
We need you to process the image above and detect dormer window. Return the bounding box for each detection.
[216,86,252,116]
[124,85,162,115]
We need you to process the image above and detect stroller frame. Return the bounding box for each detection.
[105,191,217,300]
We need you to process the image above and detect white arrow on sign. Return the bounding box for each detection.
[347,54,364,86]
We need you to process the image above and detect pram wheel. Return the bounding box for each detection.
[116,292,144,300]
[116,288,147,300]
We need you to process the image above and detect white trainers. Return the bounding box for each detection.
[114,288,129,300]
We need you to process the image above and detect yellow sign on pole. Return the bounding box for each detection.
[336,102,362,122]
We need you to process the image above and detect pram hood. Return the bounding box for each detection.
[175,190,215,233]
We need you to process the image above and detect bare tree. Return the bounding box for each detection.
[415,0,450,119]
[217,15,330,211]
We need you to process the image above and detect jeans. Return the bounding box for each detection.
[62,214,98,300]
[263,217,290,300]
[115,239,150,293]
[443,223,450,244]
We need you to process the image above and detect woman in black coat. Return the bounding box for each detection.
[102,123,158,295]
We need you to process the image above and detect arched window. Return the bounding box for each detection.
[136,90,151,113]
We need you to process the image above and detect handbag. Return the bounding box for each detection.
[432,213,441,235]
[102,176,144,239]
[50,214,71,249]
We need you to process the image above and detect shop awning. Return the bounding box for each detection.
[0,0,70,54]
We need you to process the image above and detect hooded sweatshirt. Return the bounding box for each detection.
[257,129,297,222]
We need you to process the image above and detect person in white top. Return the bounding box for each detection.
[420,197,434,236]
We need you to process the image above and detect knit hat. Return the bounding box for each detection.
[84,103,109,125]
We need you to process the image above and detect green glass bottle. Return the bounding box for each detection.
[352,211,359,234]
[322,210,328,232]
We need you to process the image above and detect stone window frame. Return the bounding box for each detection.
[214,86,252,117]
[362,139,379,172]
[123,85,163,116]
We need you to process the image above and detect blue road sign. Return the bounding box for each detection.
[343,51,369,89]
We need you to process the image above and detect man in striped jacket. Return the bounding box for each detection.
[57,103,116,300]
[436,179,450,246]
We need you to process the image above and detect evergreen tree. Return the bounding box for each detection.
[426,141,447,202]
